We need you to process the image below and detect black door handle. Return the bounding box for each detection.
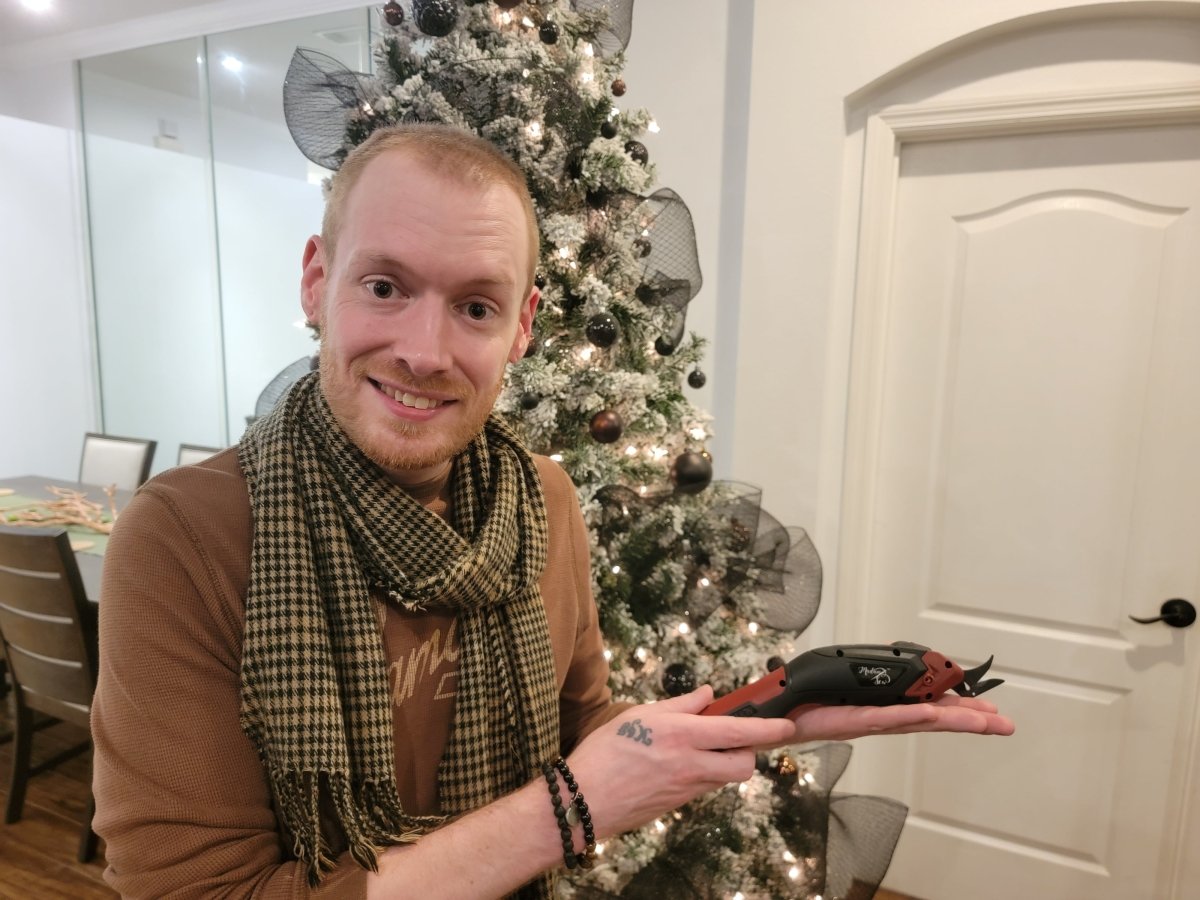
[1129,598,1196,629]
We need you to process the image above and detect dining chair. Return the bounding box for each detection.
[79,432,156,491]
[176,443,222,467]
[0,525,100,862]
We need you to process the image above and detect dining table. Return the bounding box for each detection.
[0,474,135,604]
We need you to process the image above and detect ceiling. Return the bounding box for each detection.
[0,0,369,66]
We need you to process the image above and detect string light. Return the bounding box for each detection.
[648,119,661,133]
[690,427,706,440]
[549,453,563,462]
[557,245,571,259]
[624,445,638,456]
[521,68,530,78]
[361,101,373,114]
[596,843,606,856]
[526,121,542,138]
[652,447,667,459]
[748,621,759,634]
[611,565,621,574]
[788,866,801,880]
[499,11,512,24]
[782,850,797,863]
[677,622,690,635]
[635,647,648,662]
[654,819,666,833]
[521,16,534,27]
[578,346,594,361]
[583,42,595,57]
[698,576,711,588]
[603,648,613,661]
[738,782,748,796]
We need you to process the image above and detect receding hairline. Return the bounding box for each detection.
[321,124,540,292]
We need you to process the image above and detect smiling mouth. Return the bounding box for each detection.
[370,378,452,410]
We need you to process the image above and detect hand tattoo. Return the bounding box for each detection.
[617,718,653,746]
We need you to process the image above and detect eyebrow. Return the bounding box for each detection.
[358,252,516,291]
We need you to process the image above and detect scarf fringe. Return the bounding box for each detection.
[268,768,425,886]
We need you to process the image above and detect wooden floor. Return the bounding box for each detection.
[0,701,115,900]
[0,700,919,900]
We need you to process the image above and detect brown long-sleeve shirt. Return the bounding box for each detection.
[91,448,619,898]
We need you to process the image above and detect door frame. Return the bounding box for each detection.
[831,83,1200,896]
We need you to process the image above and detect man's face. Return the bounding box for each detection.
[300,151,538,484]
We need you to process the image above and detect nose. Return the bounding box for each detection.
[391,295,453,377]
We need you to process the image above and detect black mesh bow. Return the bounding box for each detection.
[283,47,373,170]
[634,188,703,345]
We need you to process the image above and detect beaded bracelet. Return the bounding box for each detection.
[540,756,597,870]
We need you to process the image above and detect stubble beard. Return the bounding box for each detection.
[318,341,504,475]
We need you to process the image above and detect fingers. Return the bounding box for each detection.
[787,701,1015,741]
[653,684,714,713]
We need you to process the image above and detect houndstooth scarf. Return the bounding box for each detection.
[237,372,561,893]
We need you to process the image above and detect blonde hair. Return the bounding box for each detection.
[322,124,540,293]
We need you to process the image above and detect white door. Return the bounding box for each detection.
[842,122,1200,900]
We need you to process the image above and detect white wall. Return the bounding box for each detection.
[0,102,95,480]
[735,0,1200,645]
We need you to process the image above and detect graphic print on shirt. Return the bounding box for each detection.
[387,617,461,707]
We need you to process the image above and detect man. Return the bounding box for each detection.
[91,124,1012,899]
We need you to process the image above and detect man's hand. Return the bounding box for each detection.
[784,692,1015,742]
[565,686,1014,842]
[565,686,794,839]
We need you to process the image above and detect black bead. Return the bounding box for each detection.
[632,237,651,258]
[687,368,707,389]
[538,20,560,43]
[534,271,546,289]
[600,120,618,139]
[383,1,404,26]
[520,392,540,410]
[654,336,675,356]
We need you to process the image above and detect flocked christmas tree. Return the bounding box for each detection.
[282,2,906,896]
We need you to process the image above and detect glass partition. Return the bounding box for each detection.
[79,9,373,473]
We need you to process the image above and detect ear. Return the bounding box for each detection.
[508,285,541,364]
[300,236,327,327]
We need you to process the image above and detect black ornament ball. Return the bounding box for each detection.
[585,313,618,348]
[600,120,618,139]
[383,1,404,26]
[662,663,697,698]
[671,450,713,494]
[589,410,624,444]
[687,368,707,389]
[534,271,546,289]
[632,237,651,258]
[611,77,627,97]
[494,0,522,8]
[766,656,786,672]
[412,0,459,36]
[654,336,676,356]
[538,20,559,44]
[624,140,649,164]
[520,392,540,410]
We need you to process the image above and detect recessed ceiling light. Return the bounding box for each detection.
[21,0,53,12]
[221,55,243,73]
